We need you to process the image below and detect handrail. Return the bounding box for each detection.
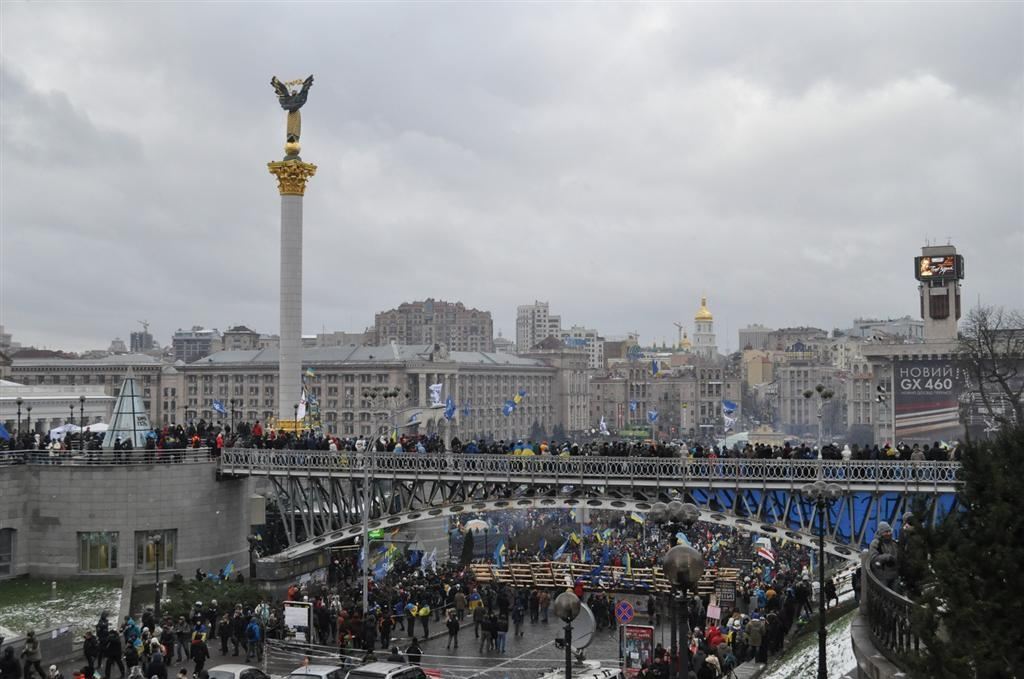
[864,557,923,668]
[0,448,214,466]
[218,449,962,486]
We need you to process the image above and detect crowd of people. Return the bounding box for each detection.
[2,414,964,465]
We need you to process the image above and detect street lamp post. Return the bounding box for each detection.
[802,385,834,458]
[650,501,702,679]
[553,590,581,679]
[801,480,843,679]
[26,406,32,438]
[151,533,163,622]
[16,397,23,441]
[293,403,298,433]
[230,399,237,434]
[79,396,86,452]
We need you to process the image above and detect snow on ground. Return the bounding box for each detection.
[762,609,857,679]
[0,584,122,642]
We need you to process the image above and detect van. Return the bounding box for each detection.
[345,662,427,679]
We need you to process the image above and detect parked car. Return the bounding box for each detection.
[206,664,271,679]
[287,665,347,679]
[345,662,427,679]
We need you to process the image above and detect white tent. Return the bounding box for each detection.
[48,424,81,440]
[84,423,109,434]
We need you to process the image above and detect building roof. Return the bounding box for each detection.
[197,344,548,368]
[695,297,713,321]
[12,353,165,367]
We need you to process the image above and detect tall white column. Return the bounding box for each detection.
[268,160,317,427]
[279,194,303,422]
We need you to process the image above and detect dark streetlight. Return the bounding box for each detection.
[79,396,86,452]
[151,533,164,622]
[293,403,298,432]
[69,403,75,425]
[229,399,237,434]
[650,501,702,679]
[553,590,581,679]
[801,480,843,679]
[802,385,834,458]
[15,397,23,440]
[247,534,261,579]
[26,406,32,438]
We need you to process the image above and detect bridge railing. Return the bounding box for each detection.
[0,448,214,466]
[865,559,923,668]
[219,449,961,485]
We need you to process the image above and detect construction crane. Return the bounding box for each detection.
[673,322,685,347]
[137,320,150,335]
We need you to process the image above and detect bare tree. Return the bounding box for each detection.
[958,305,1024,428]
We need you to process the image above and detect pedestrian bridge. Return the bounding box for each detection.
[218,450,960,565]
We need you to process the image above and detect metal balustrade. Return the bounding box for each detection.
[865,561,923,667]
[0,448,214,466]
[219,449,961,490]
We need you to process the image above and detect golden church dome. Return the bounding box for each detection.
[679,332,692,349]
[695,296,713,321]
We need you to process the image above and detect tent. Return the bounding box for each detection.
[84,423,109,434]
[48,424,81,440]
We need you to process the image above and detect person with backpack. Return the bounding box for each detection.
[445,612,460,650]
[244,618,262,663]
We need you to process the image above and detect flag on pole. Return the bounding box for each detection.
[305,368,316,378]
[650,359,660,376]
[630,511,645,524]
[428,383,443,406]
[502,400,516,416]
[599,416,609,435]
[493,540,506,567]
[212,400,227,416]
[462,400,471,417]
[569,532,581,544]
[624,552,632,575]
[444,396,456,421]
[552,539,569,560]
[629,400,638,413]
[296,388,308,420]
[647,409,659,423]
[722,400,738,415]
[723,415,737,431]
[756,546,776,564]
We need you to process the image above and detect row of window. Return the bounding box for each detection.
[78,530,176,572]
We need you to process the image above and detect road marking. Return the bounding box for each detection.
[463,640,555,679]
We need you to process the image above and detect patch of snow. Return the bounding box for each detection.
[0,586,122,642]
[762,610,857,679]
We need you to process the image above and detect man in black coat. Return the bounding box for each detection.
[102,631,124,679]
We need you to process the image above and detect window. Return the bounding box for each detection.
[135,530,176,570]
[78,532,119,571]
[0,528,14,576]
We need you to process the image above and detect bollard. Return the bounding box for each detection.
[51,581,57,600]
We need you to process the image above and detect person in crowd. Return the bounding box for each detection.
[445,611,460,650]
[405,639,422,666]
[21,631,44,679]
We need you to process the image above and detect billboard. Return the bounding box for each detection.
[619,624,655,679]
[914,254,964,282]
[894,360,966,442]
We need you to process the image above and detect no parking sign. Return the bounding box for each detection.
[615,599,635,624]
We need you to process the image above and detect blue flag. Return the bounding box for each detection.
[444,396,456,421]
[502,400,516,416]
[493,540,506,567]
[722,399,738,415]
[601,545,611,565]
[212,400,227,416]
[552,539,569,560]
[0,422,10,441]
[629,400,638,413]
[538,538,547,553]
[647,409,659,423]
[462,399,471,417]
[651,359,659,375]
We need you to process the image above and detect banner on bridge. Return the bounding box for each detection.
[894,359,966,443]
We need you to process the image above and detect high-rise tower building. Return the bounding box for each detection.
[516,301,562,352]
[915,244,964,341]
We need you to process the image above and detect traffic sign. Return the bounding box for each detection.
[615,599,635,624]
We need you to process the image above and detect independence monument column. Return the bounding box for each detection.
[267,75,317,430]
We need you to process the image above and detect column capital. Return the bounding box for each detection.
[268,159,317,196]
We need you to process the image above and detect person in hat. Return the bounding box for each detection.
[867,522,898,587]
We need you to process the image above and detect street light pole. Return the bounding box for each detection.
[26,406,32,439]
[79,396,86,452]
[553,590,581,679]
[152,533,163,622]
[650,500,701,679]
[16,397,23,441]
[801,480,843,679]
[803,385,834,459]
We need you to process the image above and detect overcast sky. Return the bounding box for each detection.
[2,2,1021,353]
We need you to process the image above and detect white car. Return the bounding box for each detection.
[345,662,427,679]
[206,663,271,679]
[287,665,348,679]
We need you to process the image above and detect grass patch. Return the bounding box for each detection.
[0,577,123,641]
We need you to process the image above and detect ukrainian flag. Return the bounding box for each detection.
[624,552,632,575]
[630,511,645,524]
